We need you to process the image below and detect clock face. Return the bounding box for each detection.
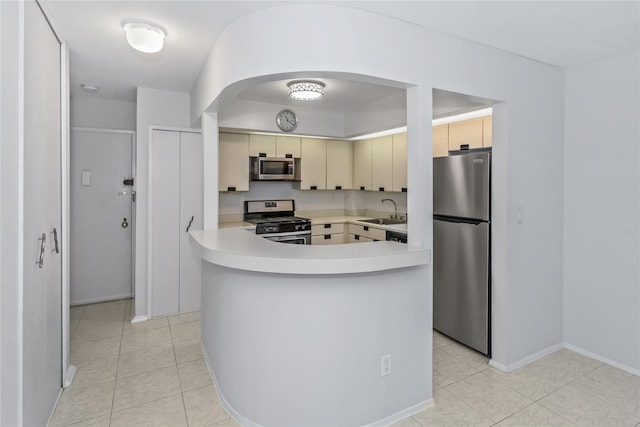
[276,109,297,132]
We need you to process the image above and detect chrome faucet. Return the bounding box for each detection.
[382,198,398,219]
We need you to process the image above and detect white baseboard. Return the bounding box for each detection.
[363,398,434,427]
[490,342,564,372]
[202,343,435,426]
[564,342,640,376]
[64,364,77,387]
[130,315,148,324]
[70,293,132,306]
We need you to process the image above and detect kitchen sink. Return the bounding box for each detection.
[359,218,407,225]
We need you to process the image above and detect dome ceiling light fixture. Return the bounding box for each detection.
[288,80,325,101]
[80,84,99,93]
[121,19,167,53]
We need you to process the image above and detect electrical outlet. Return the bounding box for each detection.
[381,354,391,376]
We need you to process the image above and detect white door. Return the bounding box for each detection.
[179,132,203,312]
[22,2,62,425]
[70,129,134,305]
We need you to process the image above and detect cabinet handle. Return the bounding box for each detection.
[324,223,331,229]
[364,226,369,231]
[52,228,59,253]
[310,185,317,190]
[186,216,194,232]
[335,185,341,190]
[285,154,293,158]
[36,233,46,268]
[324,234,331,240]
[355,235,360,240]
[460,144,470,151]
[360,186,365,191]
[258,152,267,157]
[227,186,236,192]
[379,187,385,192]
[402,187,407,193]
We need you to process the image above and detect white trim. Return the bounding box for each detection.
[130,314,148,324]
[202,342,434,426]
[149,125,201,134]
[489,342,563,373]
[70,126,135,135]
[17,2,25,423]
[362,399,433,427]
[60,41,71,389]
[564,343,640,377]
[70,293,133,307]
[63,364,76,388]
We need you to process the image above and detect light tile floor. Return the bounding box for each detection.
[51,299,640,427]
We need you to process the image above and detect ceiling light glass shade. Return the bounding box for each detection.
[288,81,325,101]
[122,20,166,53]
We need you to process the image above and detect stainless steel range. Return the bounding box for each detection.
[244,199,311,245]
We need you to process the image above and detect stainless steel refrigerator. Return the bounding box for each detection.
[433,150,491,355]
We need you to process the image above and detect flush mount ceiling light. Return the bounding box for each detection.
[80,84,99,93]
[121,19,167,53]
[288,80,325,101]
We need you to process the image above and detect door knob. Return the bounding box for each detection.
[121,218,128,228]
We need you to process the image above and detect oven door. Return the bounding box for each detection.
[263,232,311,245]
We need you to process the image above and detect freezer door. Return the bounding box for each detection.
[433,151,490,221]
[433,217,489,355]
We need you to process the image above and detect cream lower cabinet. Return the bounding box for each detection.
[371,135,393,192]
[150,130,203,317]
[219,133,249,192]
[296,138,327,190]
[392,133,407,192]
[326,139,353,190]
[347,223,386,243]
[353,139,372,191]
[311,222,345,245]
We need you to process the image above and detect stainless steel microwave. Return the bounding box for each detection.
[249,156,296,181]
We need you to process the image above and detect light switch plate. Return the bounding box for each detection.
[81,170,91,186]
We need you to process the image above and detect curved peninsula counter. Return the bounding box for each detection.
[190,228,432,426]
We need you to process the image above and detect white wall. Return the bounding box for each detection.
[564,49,640,373]
[70,96,136,130]
[0,2,22,424]
[192,4,566,372]
[134,87,191,319]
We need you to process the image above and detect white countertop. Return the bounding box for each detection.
[306,215,408,233]
[190,228,428,275]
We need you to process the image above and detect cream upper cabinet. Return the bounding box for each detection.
[297,138,327,190]
[371,135,393,192]
[326,139,353,190]
[448,118,483,151]
[276,136,301,158]
[219,133,249,192]
[392,133,408,192]
[353,139,372,191]
[433,124,449,157]
[483,116,492,147]
[249,134,276,157]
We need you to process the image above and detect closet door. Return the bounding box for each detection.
[179,132,203,312]
[151,130,181,316]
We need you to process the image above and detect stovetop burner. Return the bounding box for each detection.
[243,200,311,235]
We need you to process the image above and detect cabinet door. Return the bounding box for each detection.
[299,138,327,190]
[432,125,449,157]
[151,130,181,317]
[483,116,492,147]
[219,133,249,192]
[179,132,203,313]
[353,139,372,191]
[326,139,353,190]
[276,136,301,158]
[249,134,276,157]
[371,135,393,192]
[392,133,408,192]
[449,118,483,151]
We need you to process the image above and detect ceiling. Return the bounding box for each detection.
[41,1,639,113]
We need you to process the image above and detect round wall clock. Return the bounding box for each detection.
[276,109,298,132]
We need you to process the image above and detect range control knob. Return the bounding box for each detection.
[294,224,301,231]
